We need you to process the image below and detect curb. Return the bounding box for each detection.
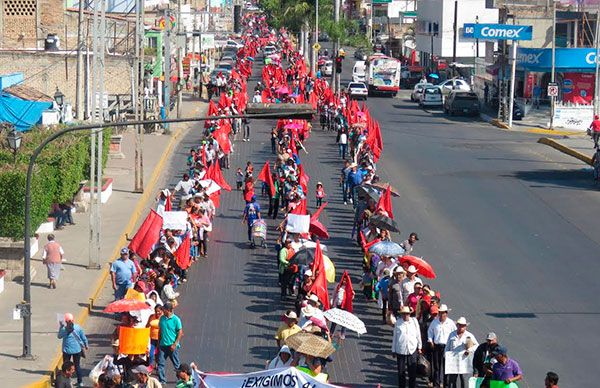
[537,137,593,166]
[23,114,194,388]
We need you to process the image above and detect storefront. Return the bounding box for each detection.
[517,47,598,104]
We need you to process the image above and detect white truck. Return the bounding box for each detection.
[366,54,401,96]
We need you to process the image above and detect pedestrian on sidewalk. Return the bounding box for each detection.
[157,302,183,384]
[176,363,195,387]
[589,115,600,148]
[444,317,479,388]
[58,313,88,387]
[427,304,456,388]
[491,346,523,385]
[275,310,301,347]
[545,371,560,388]
[473,332,499,381]
[42,234,64,289]
[242,195,261,243]
[339,128,348,159]
[236,168,244,190]
[55,361,75,388]
[400,232,419,255]
[111,248,137,300]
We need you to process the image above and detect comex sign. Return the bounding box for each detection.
[463,23,533,41]
[517,47,600,70]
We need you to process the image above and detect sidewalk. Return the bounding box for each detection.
[0,94,206,388]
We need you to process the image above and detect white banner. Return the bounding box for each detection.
[162,211,188,230]
[200,367,339,388]
[553,104,592,131]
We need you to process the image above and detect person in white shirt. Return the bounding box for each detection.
[444,317,479,388]
[252,90,263,103]
[266,346,293,370]
[401,265,423,303]
[173,173,194,209]
[392,306,422,388]
[427,304,456,388]
[339,129,348,159]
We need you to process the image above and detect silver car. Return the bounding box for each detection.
[411,83,432,102]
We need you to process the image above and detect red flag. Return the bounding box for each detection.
[210,191,221,208]
[208,100,218,116]
[311,202,327,221]
[175,234,191,269]
[201,145,207,167]
[335,271,355,313]
[298,164,309,193]
[376,186,394,219]
[128,210,164,258]
[213,128,232,154]
[290,199,307,215]
[206,160,231,191]
[165,195,172,212]
[257,162,275,197]
[309,240,330,310]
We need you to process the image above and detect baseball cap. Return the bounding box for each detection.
[131,365,150,375]
[486,332,497,341]
[120,247,129,255]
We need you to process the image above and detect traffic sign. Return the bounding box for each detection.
[547,83,559,97]
[313,43,321,51]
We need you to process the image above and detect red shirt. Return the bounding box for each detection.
[591,119,600,133]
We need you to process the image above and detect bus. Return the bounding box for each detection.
[365,54,401,96]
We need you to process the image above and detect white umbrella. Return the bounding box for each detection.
[323,308,367,335]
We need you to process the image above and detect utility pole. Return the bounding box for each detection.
[176,0,183,119]
[331,0,340,93]
[475,15,479,58]
[594,4,600,116]
[549,0,556,129]
[507,40,518,128]
[164,7,171,134]
[75,0,85,120]
[313,0,319,76]
[134,0,145,193]
[452,0,458,63]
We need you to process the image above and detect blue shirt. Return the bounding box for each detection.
[58,324,88,354]
[244,202,261,225]
[348,170,363,187]
[110,258,136,286]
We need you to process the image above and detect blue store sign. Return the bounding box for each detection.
[463,23,533,41]
[517,47,600,71]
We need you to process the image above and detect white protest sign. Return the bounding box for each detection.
[286,214,310,234]
[200,367,339,388]
[162,211,188,230]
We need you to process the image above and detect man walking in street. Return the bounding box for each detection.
[492,346,523,385]
[392,306,422,388]
[54,361,75,388]
[157,302,183,384]
[58,313,88,387]
[427,304,456,388]
[400,232,419,255]
[110,248,137,300]
[43,234,64,289]
[388,266,406,318]
[132,364,163,387]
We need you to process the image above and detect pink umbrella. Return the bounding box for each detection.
[276,86,289,95]
[284,122,303,129]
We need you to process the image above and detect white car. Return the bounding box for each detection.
[225,39,243,49]
[264,45,277,56]
[353,61,366,82]
[323,60,333,76]
[419,86,443,107]
[347,82,368,100]
[438,78,471,95]
[411,83,432,102]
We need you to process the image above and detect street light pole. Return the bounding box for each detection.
[313,0,319,76]
[594,4,600,116]
[549,0,557,129]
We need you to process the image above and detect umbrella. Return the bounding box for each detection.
[428,73,439,79]
[285,332,336,358]
[298,241,329,252]
[104,299,150,313]
[289,246,329,266]
[323,255,335,283]
[400,255,436,279]
[369,214,400,233]
[309,219,329,239]
[247,56,255,61]
[276,86,289,95]
[356,185,381,202]
[368,183,400,197]
[284,122,303,129]
[368,241,405,257]
[323,308,367,335]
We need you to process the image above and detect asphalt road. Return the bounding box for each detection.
[169,51,600,387]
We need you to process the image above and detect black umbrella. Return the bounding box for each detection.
[369,214,400,233]
[356,185,381,202]
[289,244,328,266]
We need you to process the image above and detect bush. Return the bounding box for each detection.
[0,125,112,240]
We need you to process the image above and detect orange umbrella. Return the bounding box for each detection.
[104,299,149,313]
[400,255,436,279]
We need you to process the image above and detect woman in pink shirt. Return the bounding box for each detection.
[42,234,64,289]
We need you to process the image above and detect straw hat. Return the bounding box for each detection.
[438,304,450,313]
[284,310,298,320]
[301,305,316,317]
[456,316,469,326]
[399,306,412,314]
[307,294,320,305]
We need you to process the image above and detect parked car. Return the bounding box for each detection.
[444,91,480,116]
[221,55,237,64]
[225,39,243,49]
[411,82,432,102]
[354,48,367,61]
[215,62,233,72]
[318,32,330,42]
[353,61,366,82]
[264,45,277,56]
[419,86,443,107]
[438,78,471,95]
[323,60,333,76]
[347,82,368,100]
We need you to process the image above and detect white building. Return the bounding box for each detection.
[415,0,498,66]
